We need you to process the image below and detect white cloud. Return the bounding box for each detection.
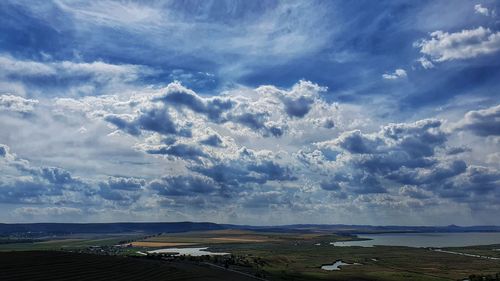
[453,104,500,136]
[415,27,500,62]
[13,206,83,217]
[474,4,490,16]
[417,57,435,69]
[0,55,150,96]
[55,0,163,26]
[1,81,499,224]
[382,69,407,80]
[0,55,144,81]
[0,94,39,113]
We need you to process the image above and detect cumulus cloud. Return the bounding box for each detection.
[150,176,219,197]
[309,119,452,196]
[154,82,233,122]
[100,81,329,142]
[454,104,500,136]
[102,177,145,191]
[382,69,407,80]
[193,158,297,192]
[105,109,183,137]
[200,134,224,147]
[399,185,432,199]
[474,4,491,16]
[415,27,500,63]
[0,94,38,113]
[42,81,498,215]
[0,79,499,224]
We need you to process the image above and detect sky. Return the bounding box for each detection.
[0,0,499,225]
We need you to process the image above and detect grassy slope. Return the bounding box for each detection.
[0,251,259,281]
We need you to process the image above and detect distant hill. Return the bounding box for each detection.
[232,224,500,234]
[0,222,224,236]
[1,222,499,236]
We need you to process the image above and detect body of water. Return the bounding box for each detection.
[333,232,500,248]
[147,247,229,256]
[321,260,360,271]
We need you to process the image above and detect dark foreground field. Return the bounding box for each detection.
[0,251,259,281]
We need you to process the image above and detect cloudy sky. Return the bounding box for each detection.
[0,0,499,225]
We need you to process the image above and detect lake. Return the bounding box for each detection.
[147,247,230,256]
[333,232,500,248]
[321,260,360,271]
